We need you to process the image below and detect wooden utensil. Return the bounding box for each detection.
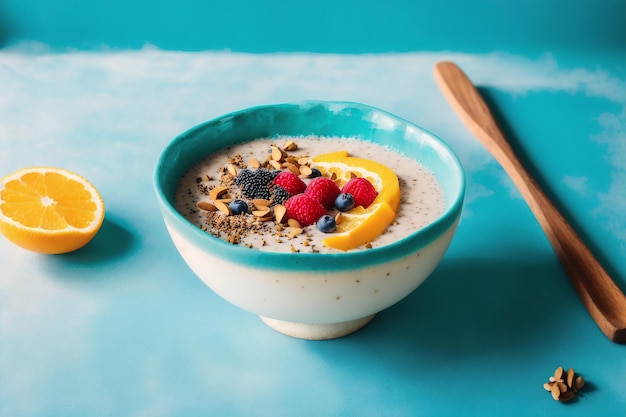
[433,61,626,343]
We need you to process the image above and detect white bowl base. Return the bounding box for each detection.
[260,314,376,340]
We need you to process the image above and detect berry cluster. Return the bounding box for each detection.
[235,165,378,234]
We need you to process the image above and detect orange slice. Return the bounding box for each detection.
[311,151,400,251]
[0,167,105,254]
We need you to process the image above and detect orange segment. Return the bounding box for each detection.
[311,151,400,251]
[0,167,105,254]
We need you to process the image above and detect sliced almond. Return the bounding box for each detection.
[566,368,574,388]
[550,383,561,400]
[285,162,300,175]
[297,157,310,166]
[258,214,275,222]
[299,165,312,177]
[271,146,284,161]
[543,382,554,392]
[335,212,343,225]
[269,160,282,170]
[214,200,231,215]
[274,204,287,223]
[249,157,261,169]
[253,207,271,217]
[287,218,302,229]
[289,227,303,238]
[283,140,297,151]
[554,366,564,381]
[209,186,228,201]
[197,201,217,211]
[556,382,567,393]
[575,376,585,390]
[252,198,271,208]
[227,164,237,177]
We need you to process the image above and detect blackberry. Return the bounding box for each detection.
[238,168,277,199]
[271,186,291,205]
[235,168,254,187]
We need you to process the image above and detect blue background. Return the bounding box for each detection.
[1,1,625,416]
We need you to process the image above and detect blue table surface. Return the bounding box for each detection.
[1,1,625,416]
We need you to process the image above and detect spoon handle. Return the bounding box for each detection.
[433,61,626,343]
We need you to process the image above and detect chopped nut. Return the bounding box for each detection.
[209,186,228,201]
[544,366,585,402]
[249,157,261,168]
[214,200,231,215]
[274,204,287,224]
[287,218,302,229]
[299,165,312,177]
[197,201,217,211]
[283,140,297,151]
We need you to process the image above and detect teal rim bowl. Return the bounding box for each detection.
[154,100,465,272]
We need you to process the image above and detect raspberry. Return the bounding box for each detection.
[341,177,378,208]
[304,177,341,210]
[273,171,307,195]
[284,194,327,226]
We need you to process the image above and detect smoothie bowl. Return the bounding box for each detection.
[154,101,464,339]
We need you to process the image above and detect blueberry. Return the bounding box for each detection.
[309,168,322,178]
[316,215,336,233]
[229,199,249,215]
[335,193,355,212]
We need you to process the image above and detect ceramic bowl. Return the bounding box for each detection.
[154,101,464,340]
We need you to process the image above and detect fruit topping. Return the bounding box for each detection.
[304,177,341,210]
[236,168,279,200]
[311,151,400,251]
[273,171,307,195]
[334,193,355,212]
[270,186,291,205]
[229,199,249,215]
[341,177,378,209]
[309,168,322,178]
[284,194,328,227]
[316,215,337,233]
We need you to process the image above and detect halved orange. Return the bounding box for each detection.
[0,167,105,254]
[311,151,400,251]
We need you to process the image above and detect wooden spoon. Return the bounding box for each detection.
[433,61,626,343]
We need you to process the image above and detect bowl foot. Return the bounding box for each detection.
[259,314,376,340]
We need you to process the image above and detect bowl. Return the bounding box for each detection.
[154,101,465,340]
